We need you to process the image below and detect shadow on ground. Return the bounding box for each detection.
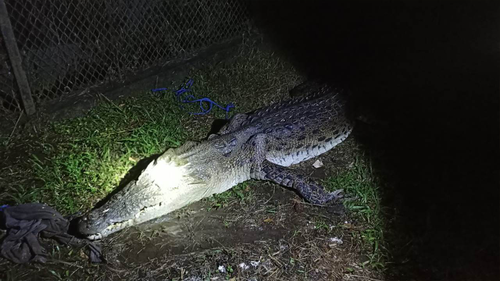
[248,0,499,279]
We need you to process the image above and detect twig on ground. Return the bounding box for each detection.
[6,111,23,144]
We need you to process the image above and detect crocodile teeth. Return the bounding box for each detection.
[87,233,102,240]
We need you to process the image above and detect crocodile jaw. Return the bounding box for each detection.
[84,200,175,240]
[78,151,217,240]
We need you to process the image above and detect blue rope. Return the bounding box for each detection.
[0,204,9,212]
[151,79,234,119]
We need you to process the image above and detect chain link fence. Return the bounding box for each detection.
[0,0,248,116]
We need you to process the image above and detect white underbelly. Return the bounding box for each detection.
[266,131,351,167]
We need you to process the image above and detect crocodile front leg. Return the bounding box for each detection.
[260,161,342,205]
[207,113,249,140]
[219,113,248,135]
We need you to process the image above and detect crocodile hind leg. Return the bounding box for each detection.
[259,160,342,205]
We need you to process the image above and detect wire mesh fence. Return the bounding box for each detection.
[0,0,249,115]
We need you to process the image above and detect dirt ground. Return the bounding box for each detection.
[0,134,383,281]
[0,38,383,279]
[0,1,498,280]
[3,2,497,278]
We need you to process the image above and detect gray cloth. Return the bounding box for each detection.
[0,203,103,263]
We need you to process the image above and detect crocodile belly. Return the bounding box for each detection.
[266,129,351,167]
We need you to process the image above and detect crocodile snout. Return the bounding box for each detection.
[77,211,107,239]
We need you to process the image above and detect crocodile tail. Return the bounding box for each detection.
[251,81,348,118]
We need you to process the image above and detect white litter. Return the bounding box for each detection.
[312,159,324,168]
[239,263,250,270]
[329,237,343,244]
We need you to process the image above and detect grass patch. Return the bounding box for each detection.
[0,38,389,281]
[325,157,387,270]
[206,181,254,210]
[7,94,189,214]
[1,39,302,216]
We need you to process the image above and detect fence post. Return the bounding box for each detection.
[0,0,35,115]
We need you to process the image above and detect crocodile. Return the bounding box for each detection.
[77,81,354,240]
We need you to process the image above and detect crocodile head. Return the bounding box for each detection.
[76,149,202,239]
[77,134,250,240]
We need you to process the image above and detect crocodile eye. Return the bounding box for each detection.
[214,142,225,149]
[228,137,237,146]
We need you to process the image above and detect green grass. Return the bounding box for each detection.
[7,94,189,214]
[325,157,387,270]
[1,39,301,215]
[1,42,386,272]
[1,40,385,271]
[0,38,389,281]
[206,181,254,210]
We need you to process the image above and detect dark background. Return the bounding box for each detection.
[249,0,499,280]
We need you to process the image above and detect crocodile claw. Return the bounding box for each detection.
[310,188,343,205]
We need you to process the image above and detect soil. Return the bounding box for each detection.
[0,34,383,281]
[3,1,498,279]
[0,137,382,281]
